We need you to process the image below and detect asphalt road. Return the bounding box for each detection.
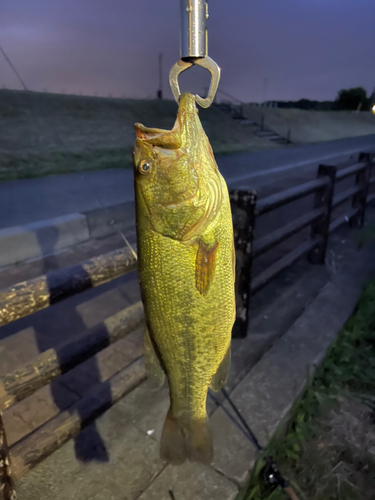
[1,135,374,229]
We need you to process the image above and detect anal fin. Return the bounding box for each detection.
[210,347,231,392]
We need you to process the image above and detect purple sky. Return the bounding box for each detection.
[1,0,374,102]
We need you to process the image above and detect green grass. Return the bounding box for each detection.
[0,89,279,182]
[0,148,134,181]
[244,279,375,500]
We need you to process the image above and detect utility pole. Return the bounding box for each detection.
[157,53,163,99]
[262,77,268,105]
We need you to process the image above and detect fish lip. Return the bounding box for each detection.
[134,92,197,143]
[134,123,171,140]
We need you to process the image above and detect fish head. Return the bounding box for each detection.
[133,93,220,241]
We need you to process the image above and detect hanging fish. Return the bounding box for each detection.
[133,92,235,465]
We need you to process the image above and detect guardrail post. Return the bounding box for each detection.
[309,165,337,264]
[229,190,257,339]
[0,413,16,500]
[351,152,372,227]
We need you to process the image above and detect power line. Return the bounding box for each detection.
[0,45,28,91]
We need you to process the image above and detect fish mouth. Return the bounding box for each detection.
[134,122,182,150]
[134,93,198,150]
[134,123,172,141]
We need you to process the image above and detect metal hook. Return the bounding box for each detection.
[169,56,221,109]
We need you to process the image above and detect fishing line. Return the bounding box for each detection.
[0,44,136,258]
[208,390,255,444]
[221,387,263,451]
[212,388,300,500]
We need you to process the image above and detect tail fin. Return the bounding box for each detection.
[160,407,213,465]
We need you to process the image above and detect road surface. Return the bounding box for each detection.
[1,135,374,229]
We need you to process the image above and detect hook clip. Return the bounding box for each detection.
[169,56,221,109]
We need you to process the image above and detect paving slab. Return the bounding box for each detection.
[75,287,131,328]
[137,462,238,500]
[115,380,170,441]
[2,327,144,447]
[3,383,79,447]
[16,405,165,500]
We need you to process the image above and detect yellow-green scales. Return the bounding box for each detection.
[133,93,235,464]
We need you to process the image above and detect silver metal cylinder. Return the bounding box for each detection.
[180,0,208,59]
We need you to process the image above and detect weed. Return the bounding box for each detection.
[245,280,375,500]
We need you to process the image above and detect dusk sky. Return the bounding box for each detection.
[1,0,374,102]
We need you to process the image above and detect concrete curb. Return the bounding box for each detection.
[82,201,135,239]
[0,202,135,268]
[0,214,90,268]
[138,241,375,499]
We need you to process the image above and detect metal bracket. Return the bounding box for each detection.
[169,56,221,109]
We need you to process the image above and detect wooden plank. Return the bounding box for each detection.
[336,162,366,181]
[332,186,361,208]
[253,208,324,258]
[0,302,144,411]
[230,190,257,339]
[256,178,328,216]
[9,358,147,480]
[308,165,336,264]
[329,208,359,233]
[0,247,137,328]
[251,238,320,294]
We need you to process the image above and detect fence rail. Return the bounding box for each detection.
[253,208,324,258]
[256,177,329,216]
[0,150,374,499]
[0,247,137,328]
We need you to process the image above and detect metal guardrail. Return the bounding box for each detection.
[0,151,374,498]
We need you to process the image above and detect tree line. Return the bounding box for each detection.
[273,87,374,111]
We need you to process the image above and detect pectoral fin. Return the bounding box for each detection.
[195,239,219,296]
[210,348,231,392]
[144,325,165,389]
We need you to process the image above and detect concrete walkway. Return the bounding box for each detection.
[12,230,375,500]
[1,135,374,229]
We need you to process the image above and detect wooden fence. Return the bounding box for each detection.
[0,151,374,499]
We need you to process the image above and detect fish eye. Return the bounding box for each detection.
[139,160,151,175]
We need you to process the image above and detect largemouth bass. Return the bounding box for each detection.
[133,92,235,465]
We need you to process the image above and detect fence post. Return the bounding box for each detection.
[229,190,257,339]
[350,152,372,227]
[308,165,337,264]
[260,114,265,131]
[0,413,16,500]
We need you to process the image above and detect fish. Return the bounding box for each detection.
[133,92,236,465]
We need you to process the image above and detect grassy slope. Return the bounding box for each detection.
[244,278,375,500]
[0,89,278,181]
[243,105,375,144]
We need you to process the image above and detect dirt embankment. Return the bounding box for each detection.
[243,104,375,144]
[0,90,277,181]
